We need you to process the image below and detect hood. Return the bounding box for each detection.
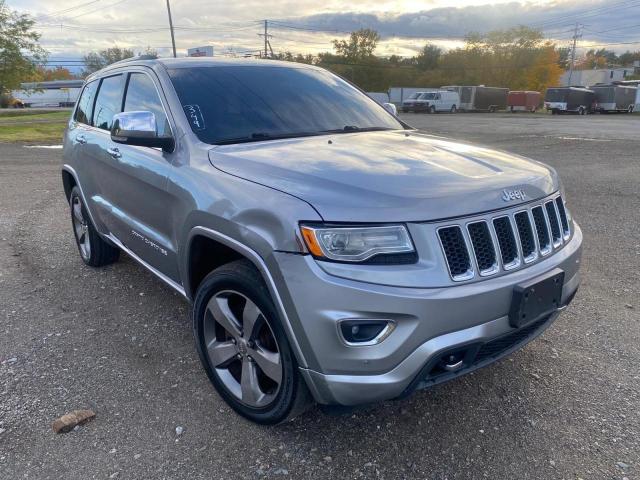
[208,130,558,222]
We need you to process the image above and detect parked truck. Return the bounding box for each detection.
[507,91,541,112]
[441,85,508,112]
[544,87,595,115]
[590,84,637,113]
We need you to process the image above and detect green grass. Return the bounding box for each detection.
[0,112,67,143]
[0,111,71,122]
[0,108,71,118]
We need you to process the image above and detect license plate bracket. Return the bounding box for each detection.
[509,268,564,328]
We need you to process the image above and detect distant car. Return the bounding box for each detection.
[62,56,582,424]
[401,90,460,113]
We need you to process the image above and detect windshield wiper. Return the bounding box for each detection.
[321,126,395,134]
[213,131,325,145]
[213,126,395,145]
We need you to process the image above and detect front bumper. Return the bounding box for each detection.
[271,224,582,406]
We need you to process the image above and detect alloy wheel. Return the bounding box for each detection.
[71,196,91,260]
[203,290,282,408]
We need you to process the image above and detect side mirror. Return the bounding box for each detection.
[382,102,398,116]
[110,111,174,152]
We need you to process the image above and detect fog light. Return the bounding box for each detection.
[339,320,395,345]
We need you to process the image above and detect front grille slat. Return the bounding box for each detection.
[437,195,569,281]
[467,221,498,275]
[514,211,537,262]
[492,216,520,268]
[545,201,562,245]
[531,206,551,254]
[438,226,473,281]
[555,197,570,238]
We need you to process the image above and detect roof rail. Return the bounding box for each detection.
[108,54,159,67]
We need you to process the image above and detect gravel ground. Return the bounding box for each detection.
[1,113,638,479]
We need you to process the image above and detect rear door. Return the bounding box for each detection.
[93,69,180,281]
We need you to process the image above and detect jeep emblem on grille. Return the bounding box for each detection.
[502,189,526,202]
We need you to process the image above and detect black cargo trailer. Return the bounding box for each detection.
[544,87,595,115]
[441,86,508,112]
[590,85,637,113]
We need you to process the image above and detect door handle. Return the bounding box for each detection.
[75,134,86,144]
[107,147,121,159]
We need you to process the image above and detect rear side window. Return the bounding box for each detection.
[93,75,124,131]
[124,73,171,136]
[74,81,98,125]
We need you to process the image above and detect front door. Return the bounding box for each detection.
[91,70,180,282]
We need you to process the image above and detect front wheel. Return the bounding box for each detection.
[69,186,119,267]
[450,105,457,113]
[429,105,436,114]
[193,260,311,424]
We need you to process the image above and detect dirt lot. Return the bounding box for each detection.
[1,113,639,479]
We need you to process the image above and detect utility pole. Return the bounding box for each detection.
[567,23,582,86]
[166,0,177,58]
[257,20,272,58]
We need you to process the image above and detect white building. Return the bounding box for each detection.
[560,67,636,86]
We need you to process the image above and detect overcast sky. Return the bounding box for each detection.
[9,0,640,65]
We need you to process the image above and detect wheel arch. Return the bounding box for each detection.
[61,168,77,201]
[185,226,309,368]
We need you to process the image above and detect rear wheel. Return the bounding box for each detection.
[577,107,585,115]
[450,105,457,113]
[69,186,119,267]
[193,260,311,424]
[628,105,634,113]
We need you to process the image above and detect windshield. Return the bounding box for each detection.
[419,93,437,100]
[167,65,403,145]
[408,92,421,99]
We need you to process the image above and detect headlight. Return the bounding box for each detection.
[300,224,415,263]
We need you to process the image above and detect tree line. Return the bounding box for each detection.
[2,0,640,104]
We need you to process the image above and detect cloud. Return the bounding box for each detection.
[9,0,640,61]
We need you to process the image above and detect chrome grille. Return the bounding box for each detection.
[437,195,570,282]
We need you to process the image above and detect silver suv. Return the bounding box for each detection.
[62,57,582,424]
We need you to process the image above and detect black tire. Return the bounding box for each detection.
[192,259,312,424]
[578,107,585,115]
[450,105,457,113]
[429,105,436,114]
[69,186,119,267]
